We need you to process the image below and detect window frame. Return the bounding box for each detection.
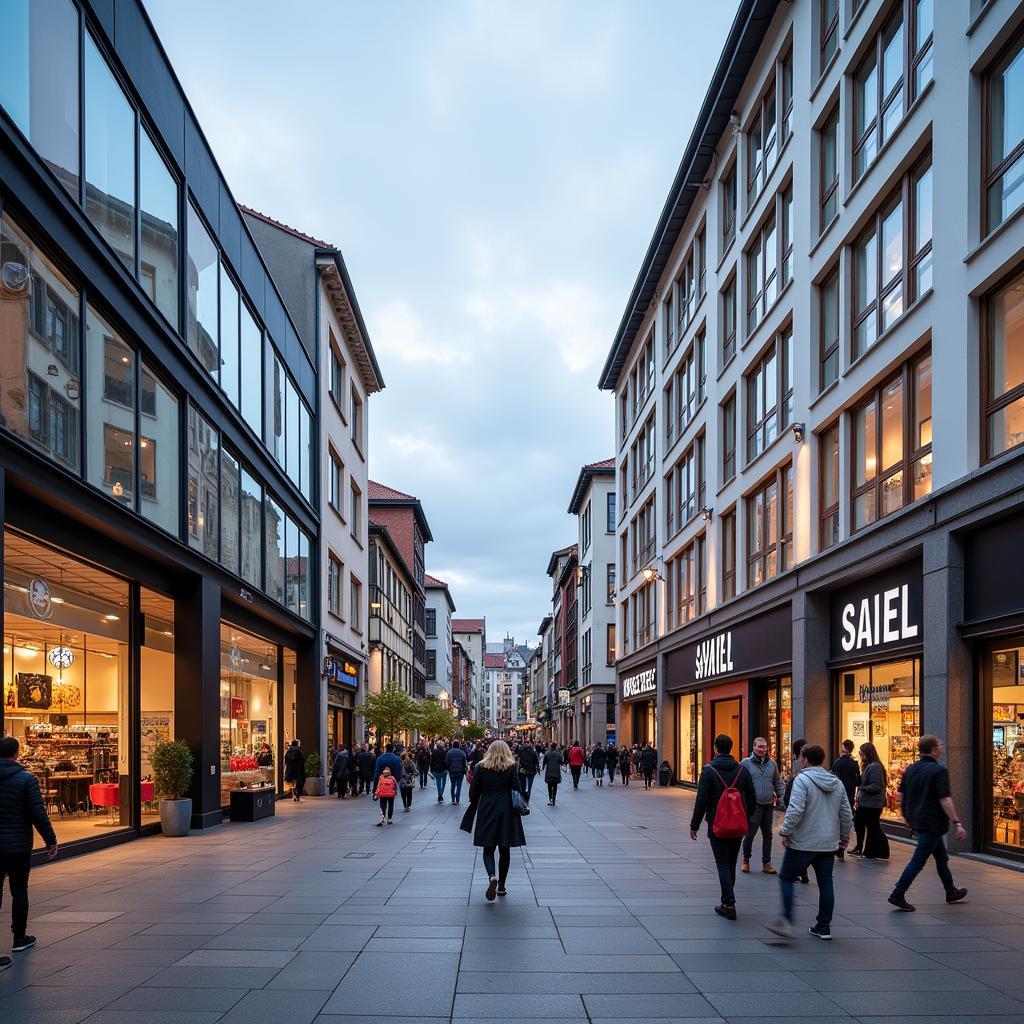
[665,433,705,540]
[983,269,1024,461]
[722,391,737,483]
[328,552,343,617]
[820,265,841,391]
[746,46,793,207]
[746,462,794,588]
[666,533,706,631]
[819,420,841,550]
[721,162,737,252]
[745,325,793,464]
[721,508,736,601]
[982,28,1024,236]
[745,185,793,334]
[820,103,840,232]
[721,274,737,367]
[820,0,840,73]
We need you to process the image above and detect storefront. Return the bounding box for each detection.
[828,562,922,822]
[666,603,792,784]
[324,652,360,755]
[619,662,657,747]
[963,514,1024,860]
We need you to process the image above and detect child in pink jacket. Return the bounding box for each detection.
[374,767,397,826]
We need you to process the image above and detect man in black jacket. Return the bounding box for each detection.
[0,736,58,970]
[830,739,860,860]
[516,742,539,801]
[356,744,376,796]
[689,734,756,920]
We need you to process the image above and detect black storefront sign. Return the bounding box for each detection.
[667,603,791,691]
[620,663,657,702]
[829,561,922,661]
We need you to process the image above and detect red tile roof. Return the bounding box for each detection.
[239,205,332,249]
[585,458,615,469]
[424,574,447,588]
[368,480,418,502]
[452,618,485,633]
[483,654,505,669]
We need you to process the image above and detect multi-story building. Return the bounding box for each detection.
[546,545,578,744]
[452,617,486,722]
[367,481,432,697]
[424,574,454,703]
[483,635,532,734]
[367,520,414,709]
[534,614,554,740]
[241,208,384,758]
[568,459,618,746]
[0,0,321,852]
[600,0,1024,862]
[451,639,474,717]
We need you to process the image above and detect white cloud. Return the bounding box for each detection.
[373,300,473,365]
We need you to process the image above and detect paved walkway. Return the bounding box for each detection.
[1,775,1023,1024]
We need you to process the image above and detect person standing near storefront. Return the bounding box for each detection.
[854,743,889,860]
[0,736,58,970]
[568,741,585,789]
[768,743,853,941]
[331,745,351,800]
[689,734,756,920]
[830,740,860,860]
[618,745,632,786]
[542,742,562,806]
[740,737,785,874]
[590,742,608,786]
[356,744,375,796]
[888,736,968,911]
[639,742,658,789]
[284,740,305,802]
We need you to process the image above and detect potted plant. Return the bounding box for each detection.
[304,751,324,797]
[152,739,194,837]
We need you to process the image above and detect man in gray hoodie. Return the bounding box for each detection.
[767,743,852,941]
[740,737,785,874]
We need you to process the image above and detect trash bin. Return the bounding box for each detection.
[658,761,672,787]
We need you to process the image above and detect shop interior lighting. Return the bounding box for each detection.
[103,614,120,621]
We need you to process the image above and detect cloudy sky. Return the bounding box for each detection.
[148,0,737,644]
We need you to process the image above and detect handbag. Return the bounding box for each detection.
[511,784,530,816]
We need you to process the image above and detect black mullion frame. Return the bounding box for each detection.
[982,30,1024,236]
[820,104,839,233]
[820,0,840,67]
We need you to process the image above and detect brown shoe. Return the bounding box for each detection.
[762,865,777,875]
[741,860,750,873]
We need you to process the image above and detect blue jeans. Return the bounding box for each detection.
[893,831,955,896]
[780,848,835,927]
[450,773,464,801]
[522,773,534,798]
[434,770,448,800]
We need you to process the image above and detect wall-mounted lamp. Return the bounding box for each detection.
[575,563,591,589]
[792,422,806,443]
[700,506,713,522]
[641,565,664,583]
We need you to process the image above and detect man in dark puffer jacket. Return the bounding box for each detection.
[0,735,58,971]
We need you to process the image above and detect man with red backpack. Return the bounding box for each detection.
[689,734,756,920]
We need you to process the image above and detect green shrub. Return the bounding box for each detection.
[305,751,322,777]
[152,739,194,800]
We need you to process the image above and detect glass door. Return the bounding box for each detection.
[985,642,1024,853]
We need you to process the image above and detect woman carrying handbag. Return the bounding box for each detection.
[854,742,890,859]
[460,740,526,901]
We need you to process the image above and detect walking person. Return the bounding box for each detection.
[618,745,632,786]
[284,739,305,802]
[689,734,756,920]
[855,742,889,860]
[374,767,397,826]
[357,743,375,796]
[830,739,860,859]
[590,742,607,786]
[446,742,469,805]
[888,736,967,911]
[516,741,539,802]
[639,742,658,789]
[331,745,351,800]
[416,744,431,789]
[459,740,526,901]
[372,743,404,794]
[784,738,809,884]
[430,741,448,804]
[0,736,58,970]
[542,742,562,805]
[606,742,617,785]
[399,753,416,812]
[568,741,585,789]
[632,744,641,780]
[740,736,785,874]
[767,743,853,940]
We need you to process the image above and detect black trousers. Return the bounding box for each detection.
[547,780,559,802]
[400,787,413,809]
[643,768,654,788]
[418,766,429,788]
[379,796,394,819]
[570,766,581,788]
[0,851,32,939]
[335,775,349,798]
[483,846,511,882]
[860,806,890,858]
[708,835,742,906]
[621,765,630,785]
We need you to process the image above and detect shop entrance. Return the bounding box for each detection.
[630,699,657,747]
[675,690,704,784]
[712,697,742,755]
[982,641,1024,855]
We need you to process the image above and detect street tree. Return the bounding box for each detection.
[355,682,421,744]
[417,698,457,740]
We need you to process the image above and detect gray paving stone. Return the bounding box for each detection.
[266,951,358,990]
[218,989,331,1024]
[103,987,248,1011]
[454,993,585,1016]
[175,949,297,968]
[827,991,1024,1015]
[320,952,458,1017]
[83,1013,223,1024]
[685,971,815,992]
[703,992,847,1017]
[456,971,697,994]
[797,969,990,992]
[142,966,283,989]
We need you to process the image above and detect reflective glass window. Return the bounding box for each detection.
[86,307,134,506]
[264,495,284,604]
[139,363,178,535]
[139,131,179,329]
[219,267,239,409]
[240,304,262,437]
[187,405,218,560]
[186,204,219,379]
[240,468,262,588]
[220,447,240,576]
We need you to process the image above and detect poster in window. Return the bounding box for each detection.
[140,714,172,779]
[993,650,1018,688]
[16,673,52,709]
[230,697,246,720]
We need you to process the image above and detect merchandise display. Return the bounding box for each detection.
[990,645,1024,849]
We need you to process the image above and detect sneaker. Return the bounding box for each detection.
[11,935,36,953]
[946,887,968,904]
[809,924,832,940]
[496,884,508,896]
[762,864,777,875]
[437,797,443,803]
[485,876,498,902]
[714,904,737,920]
[0,956,10,972]
[888,892,916,912]
[766,916,795,939]
[376,819,384,827]
[741,859,750,873]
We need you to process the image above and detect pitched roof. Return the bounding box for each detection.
[546,543,577,577]
[367,480,433,542]
[424,574,447,588]
[568,457,616,513]
[452,618,485,634]
[239,205,331,249]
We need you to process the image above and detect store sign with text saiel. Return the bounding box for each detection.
[621,667,656,700]
[829,562,922,659]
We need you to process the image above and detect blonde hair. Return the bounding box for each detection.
[480,740,515,772]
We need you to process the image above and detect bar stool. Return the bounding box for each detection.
[89,783,119,825]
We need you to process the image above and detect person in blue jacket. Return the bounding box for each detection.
[445,742,469,805]
[373,743,404,791]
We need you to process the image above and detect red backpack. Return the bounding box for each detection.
[710,767,748,838]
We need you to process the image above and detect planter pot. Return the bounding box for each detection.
[159,798,192,836]
[304,777,325,797]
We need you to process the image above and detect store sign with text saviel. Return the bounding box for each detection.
[621,667,656,700]
[829,562,922,660]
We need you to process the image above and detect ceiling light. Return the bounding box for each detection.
[162,630,173,637]
[103,614,120,622]
[50,596,65,605]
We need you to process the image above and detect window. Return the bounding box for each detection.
[187,405,219,561]
[722,276,737,366]
[820,268,840,390]
[665,334,705,448]
[747,49,792,206]
[853,157,932,357]
[138,364,178,533]
[667,534,706,630]
[985,271,1024,459]
[629,496,657,576]
[271,356,285,467]
[582,500,592,553]
[329,451,343,514]
[722,164,737,251]
[630,415,656,496]
[852,350,932,530]
[722,393,736,483]
[606,491,616,532]
[239,467,261,587]
[264,495,284,604]
[746,186,792,334]
[220,448,241,576]
[426,649,437,680]
[820,422,840,550]
[820,105,839,230]
[219,267,240,410]
[350,386,363,450]
[328,554,342,617]
[88,309,135,506]
[84,35,135,271]
[747,463,794,587]
[350,576,363,632]
[0,0,80,197]
[240,303,262,437]
[606,563,615,604]
[663,289,676,358]
[746,326,792,462]
[426,608,437,637]
[666,435,705,538]
[607,624,616,666]
[186,204,219,380]
[986,32,1024,232]
[329,334,345,407]
[820,0,839,72]
[139,131,179,330]
[350,480,362,540]
[721,510,736,601]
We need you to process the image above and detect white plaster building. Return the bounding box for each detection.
[425,574,455,703]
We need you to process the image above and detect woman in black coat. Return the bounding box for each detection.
[460,740,526,901]
[618,745,632,786]
[284,740,305,802]
[542,742,563,806]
